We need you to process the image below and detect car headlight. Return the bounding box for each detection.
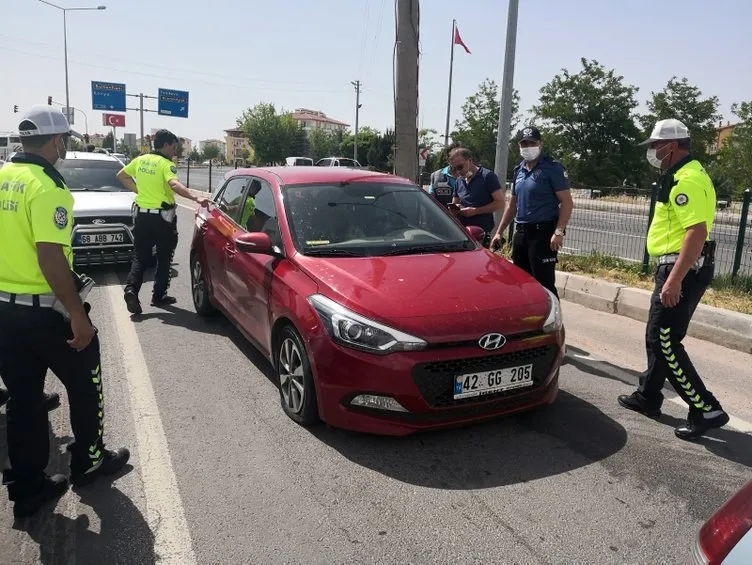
[307,294,426,355]
[542,288,563,333]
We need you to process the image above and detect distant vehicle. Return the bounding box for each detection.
[315,157,362,168]
[285,157,314,167]
[0,132,22,161]
[56,151,137,268]
[111,152,129,164]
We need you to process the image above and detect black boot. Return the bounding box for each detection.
[675,411,730,441]
[151,294,177,307]
[617,391,661,419]
[12,474,69,519]
[70,447,131,487]
[124,290,143,315]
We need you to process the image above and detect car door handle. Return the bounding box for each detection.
[224,244,237,259]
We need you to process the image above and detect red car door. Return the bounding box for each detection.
[223,177,282,350]
[202,176,250,310]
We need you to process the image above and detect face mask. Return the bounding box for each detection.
[646,147,663,169]
[55,136,67,162]
[520,146,540,162]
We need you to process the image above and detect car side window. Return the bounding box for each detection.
[216,177,250,223]
[245,177,283,250]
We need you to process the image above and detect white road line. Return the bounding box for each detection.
[565,350,752,434]
[104,273,198,565]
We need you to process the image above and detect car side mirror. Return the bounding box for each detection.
[466,225,486,242]
[234,232,274,255]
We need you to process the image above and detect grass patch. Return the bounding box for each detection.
[557,252,752,315]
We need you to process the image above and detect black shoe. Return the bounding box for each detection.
[0,387,8,407]
[124,290,142,315]
[43,392,61,412]
[12,474,69,519]
[151,294,177,307]
[71,447,130,487]
[675,412,730,441]
[617,391,662,419]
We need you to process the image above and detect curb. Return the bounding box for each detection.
[556,272,752,355]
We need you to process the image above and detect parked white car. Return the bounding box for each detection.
[57,151,137,268]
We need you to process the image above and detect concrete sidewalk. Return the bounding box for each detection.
[557,271,752,354]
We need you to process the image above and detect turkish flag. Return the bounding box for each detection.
[454,26,471,54]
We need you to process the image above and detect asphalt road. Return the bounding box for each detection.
[179,169,751,276]
[4,196,748,564]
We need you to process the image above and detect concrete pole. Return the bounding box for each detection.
[394,0,419,182]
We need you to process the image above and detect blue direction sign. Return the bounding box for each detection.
[158,88,189,118]
[91,81,126,112]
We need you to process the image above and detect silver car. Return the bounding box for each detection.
[57,151,137,268]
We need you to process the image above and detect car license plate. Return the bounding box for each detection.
[77,233,124,245]
[453,364,534,399]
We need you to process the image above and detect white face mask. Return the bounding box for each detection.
[55,136,67,162]
[520,146,540,162]
[646,147,663,169]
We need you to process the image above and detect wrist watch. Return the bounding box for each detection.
[554,228,566,237]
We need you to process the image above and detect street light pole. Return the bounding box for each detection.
[37,1,106,146]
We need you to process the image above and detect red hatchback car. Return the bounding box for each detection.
[189,167,565,435]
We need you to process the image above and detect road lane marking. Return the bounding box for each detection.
[104,273,198,565]
[564,349,752,434]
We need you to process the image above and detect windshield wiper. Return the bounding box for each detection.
[380,242,471,256]
[303,248,365,257]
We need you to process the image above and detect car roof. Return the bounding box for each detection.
[227,166,413,187]
[64,151,123,162]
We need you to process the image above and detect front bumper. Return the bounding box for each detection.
[308,330,566,436]
[71,222,135,267]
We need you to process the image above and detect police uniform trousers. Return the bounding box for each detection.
[511,220,559,298]
[125,208,178,299]
[0,300,104,500]
[639,261,722,414]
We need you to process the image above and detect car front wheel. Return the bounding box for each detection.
[274,325,319,426]
[190,253,216,316]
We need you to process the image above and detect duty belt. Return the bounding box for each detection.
[657,254,706,270]
[137,208,162,214]
[0,291,57,308]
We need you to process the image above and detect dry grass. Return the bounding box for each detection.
[556,252,752,315]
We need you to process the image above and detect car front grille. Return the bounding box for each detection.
[411,344,559,408]
[73,215,133,227]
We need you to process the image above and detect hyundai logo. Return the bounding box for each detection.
[92,219,106,224]
[478,332,506,350]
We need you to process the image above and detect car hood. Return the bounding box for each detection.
[295,250,552,341]
[71,191,135,216]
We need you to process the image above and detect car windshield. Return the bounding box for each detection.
[56,159,128,191]
[283,182,475,257]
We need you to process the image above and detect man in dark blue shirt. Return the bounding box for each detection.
[449,147,504,247]
[491,126,573,297]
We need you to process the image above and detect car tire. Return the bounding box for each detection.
[274,325,320,426]
[190,252,216,317]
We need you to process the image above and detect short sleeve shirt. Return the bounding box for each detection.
[646,158,716,257]
[122,151,177,209]
[452,166,502,232]
[511,155,569,224]
[0,154,74,294]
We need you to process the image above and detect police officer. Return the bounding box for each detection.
[0,106,129,518]
[448,147,504,248]
[490,126,573,298]
[116,129,208,314]
[618,119,728,440]
[427,143,459,206]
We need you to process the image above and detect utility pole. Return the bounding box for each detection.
[394,0,419,182]
[126,92,158,152]
[493,0,519,227]
[351,80,362,163]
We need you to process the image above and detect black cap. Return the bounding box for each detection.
[518,126,541,142]
[153,129,178,147]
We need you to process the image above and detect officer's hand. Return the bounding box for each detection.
[660,277,683,308]
[67,313,96,351]
[196,196,210,208]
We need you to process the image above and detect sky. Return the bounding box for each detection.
[1,0,750,144]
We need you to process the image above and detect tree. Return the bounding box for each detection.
[339,126,380,164]
[640,76,721,161]
[189,148,201,162]
[236,103,305,165]
[533,58,642,187]
[101,132,114,152]
[365,129,395,171]
[307,128,341,161]
[708,101,752,200]
[451,79,520,171]
[201,143,221,162]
